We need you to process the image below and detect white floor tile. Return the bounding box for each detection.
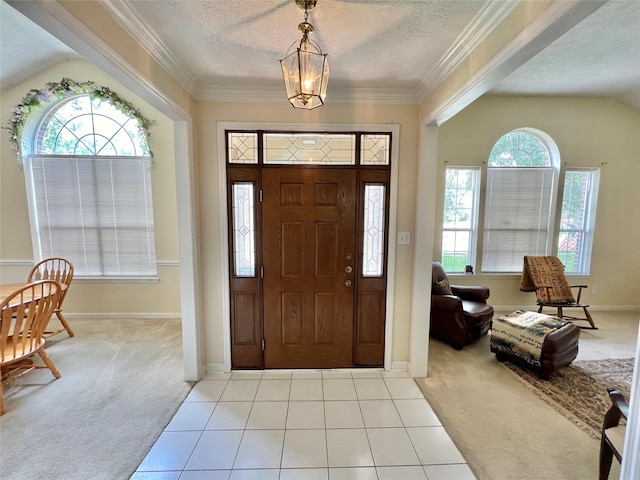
[366,428,420,466]
[255,379,291,401]
[181,471,231,480]
[350,369,382,379]
[359,400,403,428]
[282,429,328,468]
[184,430,243,470]
[136,431,200,471]
[230,371,263,380]
[377,465,427,480]
[329,467,378,479]
[185,380,228,402]
[324,401,364,429]
[262,370,294,379]
[233,429,285,469]
[290,379,324,400]
[246,401,288,429]
[326,429,374,467]
[287,401,325,429]
[230,468,280,480]
[383,378,424,399]
[202,372,232,380]
[394,398,441,427]
[424,464,477,480]
[353,378,391,400]
[322,370,353,379]
[205,401,252,430]
[136,370,476,480]
[292,370,323,379]
[229,469,279,480]
[407,427,465,465]
[280,468,329,480]
[323,379,357,400]
[130,471,182,480]
[220,379,259,401]
[164,401,216,431]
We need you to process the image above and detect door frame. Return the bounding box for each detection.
[216,122,400,372]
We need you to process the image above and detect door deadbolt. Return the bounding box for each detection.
[345,253,353,261]
[345,266,353,274]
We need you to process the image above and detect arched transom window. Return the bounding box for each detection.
[25,93,157,278]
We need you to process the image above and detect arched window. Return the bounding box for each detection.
[482,129,559,272]
[24,93,157,277]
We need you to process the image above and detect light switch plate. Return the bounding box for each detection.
[398,232,411,245]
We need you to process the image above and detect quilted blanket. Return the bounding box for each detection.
[520,255,575,304]
[490,310,569,368]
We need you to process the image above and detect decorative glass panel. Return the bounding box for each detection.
[228,132,258,164]
[361,134,390,165]
[232,183,256,276]
[264,133,355,165]
[487,130,550,167]
[38,96,145,156]
[362,184,385,277]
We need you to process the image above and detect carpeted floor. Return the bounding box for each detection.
[415,310,639,480]
[502,357,634,439]
[0,317,193,480]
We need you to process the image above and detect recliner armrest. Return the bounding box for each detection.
[451,285,490,302]
[431,294,463,312]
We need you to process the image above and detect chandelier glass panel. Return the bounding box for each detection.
[280,0,330,110]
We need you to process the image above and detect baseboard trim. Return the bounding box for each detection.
[65,313,182,320]
[205,363,227,373]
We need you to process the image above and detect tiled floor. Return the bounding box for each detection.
[132,369,476,480]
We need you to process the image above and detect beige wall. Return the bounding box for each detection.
[196,101,420,366]
[0,60,181,315]
[434,95,640,309]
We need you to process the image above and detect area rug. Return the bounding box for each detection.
[501,357,634,439]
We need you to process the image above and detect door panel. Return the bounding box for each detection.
[263,168,356,368]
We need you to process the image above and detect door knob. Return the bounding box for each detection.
[345,280,352,287]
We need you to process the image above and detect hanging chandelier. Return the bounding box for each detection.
[279,0,330,110]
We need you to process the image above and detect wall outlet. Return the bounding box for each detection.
[591,286,598,295]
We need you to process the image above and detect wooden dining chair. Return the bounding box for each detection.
[28,257,74,338]
[1,280,62,416]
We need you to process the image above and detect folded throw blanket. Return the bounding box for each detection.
[520,255,575,304]
[490,310,569,368]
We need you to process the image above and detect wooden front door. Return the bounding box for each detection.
[262,168,356,368]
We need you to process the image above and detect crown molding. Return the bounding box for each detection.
[99,0,196,95]
[417,0,517,103]
[194,84,419,105]
[421,0,607,126]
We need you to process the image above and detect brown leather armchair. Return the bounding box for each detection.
[430,261,494,350]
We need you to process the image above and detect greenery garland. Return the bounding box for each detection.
[4,77,156,164]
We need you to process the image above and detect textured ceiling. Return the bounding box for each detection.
[1,0,639,110]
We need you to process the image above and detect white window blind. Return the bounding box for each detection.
[482,167,554,272]
[29,155,157,277]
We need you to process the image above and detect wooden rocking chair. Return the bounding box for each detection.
[520,255,597,329]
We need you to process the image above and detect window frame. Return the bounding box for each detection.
[22,93,157,280]
[441,166,480,273]
[557,168,600,275]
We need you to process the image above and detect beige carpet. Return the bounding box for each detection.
[416,310,639,480]
[501,357,634,439]
[0,317,193,480]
